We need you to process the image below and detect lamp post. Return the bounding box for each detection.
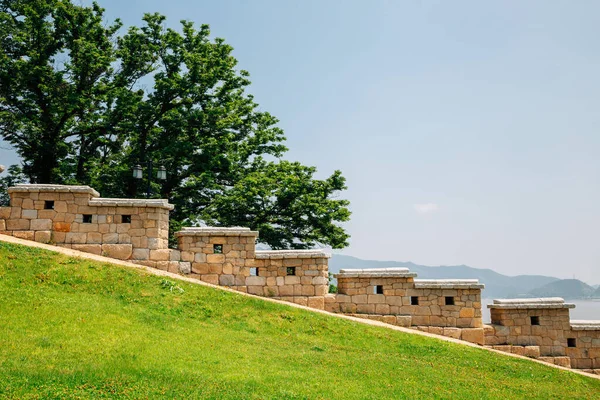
[133,161,167,198]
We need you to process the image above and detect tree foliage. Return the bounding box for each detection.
[0,0,350,249]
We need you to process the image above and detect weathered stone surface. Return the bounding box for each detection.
[65,232,87,244]
[101,244,132,260]
[7,219,30,230]
[178,262,191,274]
[102,233,119,244]
[29,218,52,230]
[132,248,150,260]
[149,249,170,261]
[307,296,325,310]
[53,222,71,232]
[71,244,102,255]
[219,274,235,286]
[206,253,225,263]
[34,230,52,243]
[13,230,34,240]
[461,328,484,345]
[21,209,38,219]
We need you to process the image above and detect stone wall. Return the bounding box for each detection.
[485,298,600,370]
[2,184,600,372]
[0,185,171,260]
[326,268,485,344]
[173,227,329,308]
[0,185,330,309]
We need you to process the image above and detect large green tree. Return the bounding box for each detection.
[0,0,350,249]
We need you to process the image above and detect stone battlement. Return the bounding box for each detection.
[488,298,575,309]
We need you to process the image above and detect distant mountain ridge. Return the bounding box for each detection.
[330,254,594,299]
[528,279,596,299]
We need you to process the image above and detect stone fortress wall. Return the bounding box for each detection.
[0,184,599,373]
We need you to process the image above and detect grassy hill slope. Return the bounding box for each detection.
[0,242,599,399]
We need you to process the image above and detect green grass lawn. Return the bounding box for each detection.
[0,241,598,399]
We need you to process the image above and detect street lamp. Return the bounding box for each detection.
[133,161,167,198]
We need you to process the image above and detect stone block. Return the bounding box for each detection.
[101,244,133,260]
[147,238,162,250]
[523,346,541,358]
[553,357,571,368]
[66,232,87,244]
[284,276,300,285]
[375,304,390,314]
[315,285,328,296]
[21,209,38,219]
[7,219,30,230]
[87,232,102,244]
[307,296,325,310]
[102,233,119,244]
[34,230,52,243]
[209,264,223,274]
[206,253,225,263]
[13,231,34,240]
[71,244,102,255]
[10,207,21,219]
[54,201,68,213]
[150,249,170,261]
[395,316,412,327]
[459,307,475,318]
[247,285,263,295]
[194,252,207,263]
[191,263,209,275]
[169,250,181,261]
[219,274,235,286]
[38,210,56,219]
[52,231,66,243]
[222,262,233,275]
[511,346,527,356]
[0,207,10,219]
[301,285,315,296]
[132,248,150,260]
[179,262,191,274]
[0,219,5,231]
[356,304,375,314]
[167,262,180,274]
[461,328,484,345]
[246,276,266,286]
[52,222,71,232]
[443,327,462,339]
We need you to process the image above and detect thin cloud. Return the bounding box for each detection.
[414,203,439,214]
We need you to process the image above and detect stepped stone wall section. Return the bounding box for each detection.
[326,268,485,344]
[485,298,600,370]
[173,227,329,308]
[1,184,600,372]
[0,185,171,260]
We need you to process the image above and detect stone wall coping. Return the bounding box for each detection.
[175,227,259,237]
[89,198,174,210]
[335,268,418,278]
[413,279,485,289]
[493,297,566,305]
[8,184,100,197]
[254,249,331,259]
[570,320,600,331]
[488,297,575,309]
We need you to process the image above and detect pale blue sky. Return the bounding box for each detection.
[2,1,599,282]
